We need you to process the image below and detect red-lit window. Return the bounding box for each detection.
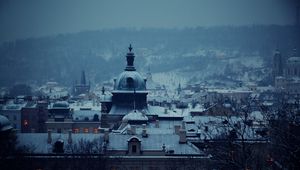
[24,120,28,126]
[84,128,89,133]
[73,128,79,133]
[93,128,98,134]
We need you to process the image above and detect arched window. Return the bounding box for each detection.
[127,136,141,155]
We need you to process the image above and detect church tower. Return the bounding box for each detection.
[273,49,283,81]
[109,44,148,116]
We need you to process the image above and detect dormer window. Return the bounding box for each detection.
[127,136,141,155]
[132,145,137,153]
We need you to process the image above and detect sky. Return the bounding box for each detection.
[0,0,298,42]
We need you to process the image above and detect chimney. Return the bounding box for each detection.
[164,108,168,114]
[131,125,136,135]
[179,129,187,144]
[162,143,166,152]
[113,78,117,90]
[47,129,52,144]
[155,120,159,128]
[142,124,148,138]
[68,129,72,144]
[174,125,181,135]
[104,129,109,143]
[182,121,186,129]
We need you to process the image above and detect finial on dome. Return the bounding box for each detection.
[125,44,136,71]
[129,44,133,52]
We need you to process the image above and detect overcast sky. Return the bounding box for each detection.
[0,0,298,42]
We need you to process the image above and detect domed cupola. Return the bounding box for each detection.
[109,44,148,117]
[114,44,146,91]
[0,115,13,132]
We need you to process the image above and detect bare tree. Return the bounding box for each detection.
[200,99,270,169]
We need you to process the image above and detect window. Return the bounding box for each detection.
[132,145,137,153]
[24,120,28,126]
[13,115,17,121]
[57,128,62,133]
[73,128,79,133]
[93,128,98,134]
[84,128,89,133]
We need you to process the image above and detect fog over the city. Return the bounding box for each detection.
[0,0,299,87]
[0,0,298,42]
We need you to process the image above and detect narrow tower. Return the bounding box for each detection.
[81,70,86,85]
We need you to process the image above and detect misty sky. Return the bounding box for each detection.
[0,0,298,42]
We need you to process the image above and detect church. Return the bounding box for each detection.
[101,45,153,128]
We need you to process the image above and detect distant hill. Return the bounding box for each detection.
[0,26,299,87]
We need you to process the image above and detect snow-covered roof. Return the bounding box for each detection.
[17,133,203,155]
[122,110,148,121]
[69,101,101,111]
[108,134,201,155]
[148,106,185,118]
[17,133,100,154]
[73,110,101,121]
[287,57,300,63]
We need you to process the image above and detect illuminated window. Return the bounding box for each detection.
[84,128,89,133]
[24,120,28,126]
[73,128,79,133]
[93,128,98,134]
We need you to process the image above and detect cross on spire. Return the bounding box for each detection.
[129,44,133,52]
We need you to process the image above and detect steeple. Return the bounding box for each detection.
[125,44,136,71]
[273,49,283,78]
[81,70,86,85]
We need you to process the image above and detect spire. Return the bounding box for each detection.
[125,44,136,71]
[292,48,297,57]
[102,86,105,95]
[81,70,86,85]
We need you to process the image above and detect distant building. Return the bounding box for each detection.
[46,101,101,133]
[273,49,284,81]
[73,70,90,96]
[21,101,48,133]
[274,49,300,95]
[0,100,25,131]
[104,45,148,125]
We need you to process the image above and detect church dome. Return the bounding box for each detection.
[115,71,146,90]
[114,44,146,91]
[0,115,13,132]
